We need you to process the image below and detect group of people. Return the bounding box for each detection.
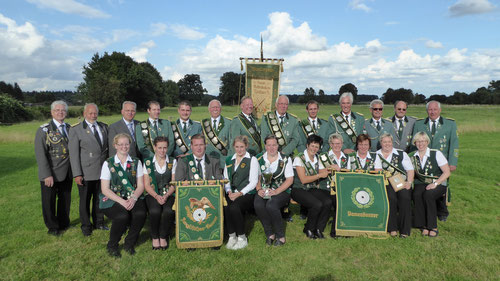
[35,92,458,257]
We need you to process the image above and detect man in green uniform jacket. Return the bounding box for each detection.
[202,99,231,167]
[136,101,174,159]
[172,101,202,158]
[228,96,262,156]
[328,92,365,154]
[297,100,332,153]
[363,99,397,152]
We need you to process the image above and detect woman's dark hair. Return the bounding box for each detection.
[356,134,371,149]
[264,134,279,145]
[153,136,169,146]
[306,134,323,147]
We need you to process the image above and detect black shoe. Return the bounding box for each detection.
[152,246,161,250]
[300,214,307,220]
[329,232,337,238]
[47,229,60,236]
[400,234,408,238]
[266,237,275,246]
[438,215,448,222]
[211,246,220,251]
[315,230,325,239]
[95,225,109,231]
[274,239,285,246]
[124,247,136,255]
[303,229,317,239]
[82,230,92,237]
[107,247,121,258]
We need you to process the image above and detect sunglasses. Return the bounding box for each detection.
[397,108,407,111]
[372,108,383,111]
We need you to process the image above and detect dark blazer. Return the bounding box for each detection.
[174,154,223,181]
[34,120,72,181]
[391,115,416,152]
[108,118,140,158]
[69,120,109,181]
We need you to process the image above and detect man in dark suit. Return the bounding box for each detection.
[108,101,140,158]
[174,134,223,181]
[35,100,72,236]
[391,100,416,152]
[69,103,109,236]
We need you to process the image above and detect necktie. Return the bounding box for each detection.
[398,119,404,138]
[153,120,158,135]
[279,116,284,127]
[249,116,256,129]
[196,158,204,179]
[431,121,436,136]
[376,121,381,131]
[92,124,103,148]
[128,122,135,141]
[312,120,316,130]
[213,119,217,131]
[59,124,68,139]
[183,121,187,133]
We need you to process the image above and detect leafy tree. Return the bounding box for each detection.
[0,94,33,123]
[427,94,447,104]
[317,89,327,104]
[0,81,24,101]
[447,91,470,105]
[339,83,358,102]
[298,87,316,103]
[414,94,426,104]
[382,88,414,104]
[178,74,207,105]
[164,80,179,106]
[219,72,245,105]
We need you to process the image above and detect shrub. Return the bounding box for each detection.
[0,94,34,123]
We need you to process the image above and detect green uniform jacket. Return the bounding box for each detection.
[328,111,365,151]
[297,118,332,153]
[136,119,174,159]
[363,118,398,152]
[228,113,262,156]
[203,116,231,168]
[260,112,300,157]
[173,119,202,157]
[412,117,459,166]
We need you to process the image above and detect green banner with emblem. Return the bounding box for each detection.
[175,183,224,249]
[335,172,389,237]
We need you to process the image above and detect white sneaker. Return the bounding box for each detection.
[226,236,237,250]
[232,236,248,250]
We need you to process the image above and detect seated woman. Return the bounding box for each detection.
[374,133,414,238]
[292,134,331,239]
[254,135,294,246]
[100,133,146,257]
[318,133,350,238]
[223,135,258,250]
[410,132,450,238]
[349,134,377,171]
[143,136,176,250]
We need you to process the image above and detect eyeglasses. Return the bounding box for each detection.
[397,108,407,111]
[372,108,383,111]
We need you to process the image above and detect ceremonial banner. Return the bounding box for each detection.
[335,172,389,237]
[175,183,224,249]
[245,60,282,118]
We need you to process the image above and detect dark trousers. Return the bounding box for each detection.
[78,180,104,232]
[386,186,412,235]
[291,188,332,232]
[40,177,72,231]
[254,192,290,239]
[224,193,255,236]
[413,184,447,229]
[102,199,146,250]
[330,195,337,236]
[145,195,175,239]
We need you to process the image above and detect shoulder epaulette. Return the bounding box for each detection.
[409,116,418,119]
[225,117,233,121]
[445,117,456,121]
[71,122,81,127]
[40,123,49,128]
[383,118,392,122]
[416,118,425,121]
[98,121,108,126]
[288,113,298,119]
[192,120,201,124]
[355,112,364,116]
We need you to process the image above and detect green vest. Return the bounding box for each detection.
[379,150,406,178]
[256,152,290,194]
[99,157,140,209]
[411,150,444,185]
[349,152,377,171]
[144,157,174,195]
[292,152,324,190]
[225,155,256,194]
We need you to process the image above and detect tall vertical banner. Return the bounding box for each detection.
[335,172,389,237]
[175,183,224,249]
[245,60,282,118]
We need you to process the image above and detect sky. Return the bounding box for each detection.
[1,0,499,97]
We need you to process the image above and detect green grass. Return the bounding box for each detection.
[0,104,499,280]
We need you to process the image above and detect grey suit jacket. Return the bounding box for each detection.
[108,119,140,158]
[69,120,109,181]
[174,154,223,181]
[34,120,72,181]
[363,118,397,152]
[391,115,416,152]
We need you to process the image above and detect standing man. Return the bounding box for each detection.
[108,101,140,158]
[328,92,365,154]
[413,100,459,221]
[363,99,397,152]
[136,101,174,159]
[172,100,202,158]
[174,134,223,181]
[35,100,72,236]
[297,100,332,153]
[260,95,300,157]
[229,96,262,156]
[69,103,109,236]
[391,100,416,152]
[202,99,231,167]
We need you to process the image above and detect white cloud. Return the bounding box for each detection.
[126,40,156,63]
[0,13,45,57]
[349,0,372,12]
[426,40,444,49]
[449,0,496,17]
[151,23,167,37]
[169,24,205,40]
[27,0,110,18]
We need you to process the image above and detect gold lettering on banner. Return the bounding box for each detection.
[252,79,274,117]
[347,211,379,218]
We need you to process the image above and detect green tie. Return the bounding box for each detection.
[376,121,381,131]
[312,120,316,130]
[153,120,158,135]
[183,121,187,133]
[431,121,436,136]
[279,116,284,127]
[398,119,404,138]
[213,119,217,132]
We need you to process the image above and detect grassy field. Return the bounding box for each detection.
[0,104,499,280]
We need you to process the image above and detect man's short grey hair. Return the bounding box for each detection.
[84,103,99,113]
[122,101,137,110]
[51,100,68,111]
[370,99,384,108]
[339,92,354,104]
[208,99,221,107]
[276,95,289,104]
[426,100,441,110]
[393,100,408,109]
[240,96,253,104]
